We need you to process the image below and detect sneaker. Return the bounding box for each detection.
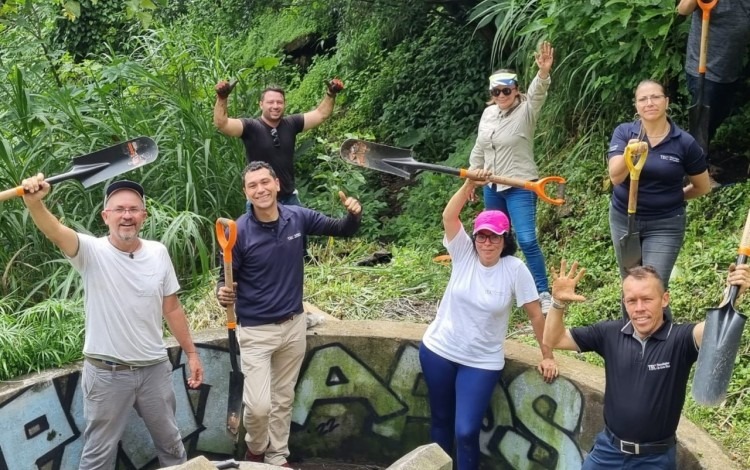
[539,292,553,315]
[244,449,264,463]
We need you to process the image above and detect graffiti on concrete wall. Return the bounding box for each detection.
[0,339,584,469]
[291,343,583,469]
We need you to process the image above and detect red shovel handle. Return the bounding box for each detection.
[739,208,750,257]
[216,218,238,327]
[697,0,717,73]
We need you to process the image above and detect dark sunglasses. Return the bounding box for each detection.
[490,87,514,97]
[270,128,280,148]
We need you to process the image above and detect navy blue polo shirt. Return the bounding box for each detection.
[608,119,707,220]
[219,204,360,326]
[570,320,699,443]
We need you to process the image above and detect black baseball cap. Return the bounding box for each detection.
[104,180,145,203]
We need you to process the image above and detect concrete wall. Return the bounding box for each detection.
[0,318,738,470]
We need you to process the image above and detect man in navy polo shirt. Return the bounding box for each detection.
[216,161,361,467]
[542,260,750,469]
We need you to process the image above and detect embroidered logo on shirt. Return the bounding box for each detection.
[287,232,302,241]
[647,362,670,371]
[609,145,619,152]
[660,154,680,163]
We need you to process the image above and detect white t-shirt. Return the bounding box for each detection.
[68,234,180,365]
[422,226,538,370]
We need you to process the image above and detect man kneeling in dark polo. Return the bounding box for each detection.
[216,161,362,467]
[542,260,750,469]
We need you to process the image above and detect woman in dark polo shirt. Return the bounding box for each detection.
[606,79,710,318]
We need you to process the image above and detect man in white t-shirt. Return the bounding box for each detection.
[20,174,203,469]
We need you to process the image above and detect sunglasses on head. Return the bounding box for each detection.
[490,87,515,97]
[270,128,280,148]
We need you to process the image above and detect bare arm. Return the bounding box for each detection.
[443,174,488,242]
[523,300,558,382]
[21,174,79,257]
[608,154,629,185]
[543,260,588,351]
[163,294,204,388]
[303,93,335,131]
[677,0,697,15]
[213,96,244,137]
[684,170,711,199]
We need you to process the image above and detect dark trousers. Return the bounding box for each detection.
[418,344,502,470]
[582,430,676,469]
[686,73,738,161]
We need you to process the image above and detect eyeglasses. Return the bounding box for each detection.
[490,87,514,97]
[474,233,503,244]
[635,94,666,104]
[270,128,280,148]
[105,208,144,215]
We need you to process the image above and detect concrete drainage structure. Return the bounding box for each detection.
[0,313,739,469]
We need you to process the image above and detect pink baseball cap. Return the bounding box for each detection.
[473,210,510,235]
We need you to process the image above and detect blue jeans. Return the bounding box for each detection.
[419,344,503,470]
[609,206,685,320]
[483,185,549,293]
[582,430,676,470]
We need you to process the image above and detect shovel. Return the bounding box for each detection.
[618,140,649,269]
[340,139,566,205]
[216,218,243,435]
[0,137,158,202]
[692,207,750,406]
[688,0,718,153]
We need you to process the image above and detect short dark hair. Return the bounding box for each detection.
[624,265,665,290]
[260,86,285,102]
[242,161,277,183]
[471,230,518,257]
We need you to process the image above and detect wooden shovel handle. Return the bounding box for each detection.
[460,169,566,205]
[0,186,25,202]
[739,208,750,257]
[697,0,717,73]
[216,218,238,327]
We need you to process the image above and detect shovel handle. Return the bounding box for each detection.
[739,208,750,257]
[697,0,717,73]
[0,186,25,202]
[216,218,238,327]
[460,169,566,206]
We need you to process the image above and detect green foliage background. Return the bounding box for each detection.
[1,0,749,464]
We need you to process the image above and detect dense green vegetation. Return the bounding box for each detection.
[1,0,749,464]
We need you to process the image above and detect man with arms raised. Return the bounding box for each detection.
[21,174,203,469]
[543,260,750,469]
[213,79,344,205]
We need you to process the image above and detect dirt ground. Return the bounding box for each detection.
[710,150,750,187]
[292,459,384,470]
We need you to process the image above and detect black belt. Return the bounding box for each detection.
[86,357,141,371]
[605,427,675,455]
[273,311,302,325]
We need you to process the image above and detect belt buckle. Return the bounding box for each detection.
[620,440,639,455]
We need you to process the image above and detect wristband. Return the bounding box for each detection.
[185,351,197,355]
[551,298,568,310]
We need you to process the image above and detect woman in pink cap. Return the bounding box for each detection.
[419,176,558,470]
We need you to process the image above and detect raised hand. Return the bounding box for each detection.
[535,41,554,78]
[338,191,361,215]
[550,259,586,305]
[326,78,345,96]
[215,79,237,99]
[21,173,51,203]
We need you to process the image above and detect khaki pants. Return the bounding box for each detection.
[238,313,306,466]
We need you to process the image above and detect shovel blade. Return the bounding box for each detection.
[688,104,710,153]
[340,139,415,179]
[226,328,244,436]
[692,306,747,406]
[619,233,642,270]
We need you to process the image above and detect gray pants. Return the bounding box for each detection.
[79,359,186,469]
